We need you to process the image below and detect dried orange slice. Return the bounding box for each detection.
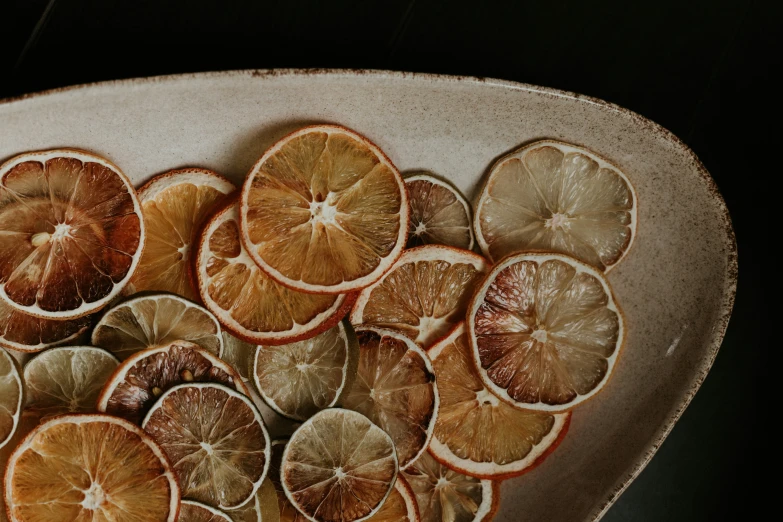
[0,149,144,319]
[240,125,409,294]
[181,501,232,522]
[0,300,91,353]
[0,349,22,450]
[197,202,354,344]
[281,409,398,522]
[343,327,438,469]
[91,293,223,360]
[97,340,248,423]
[428,324,570,478]
[474,140,637,270]
[405,173,473,250]
[467,252,624,412]
[143,383,270,510]
[3,414,179,522]
[350,245,488,349]
[402,452,498,522]
[253,320,358,421]
[128,168,235,300]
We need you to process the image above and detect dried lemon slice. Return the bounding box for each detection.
[405,173,474,250]
[0,349,22,450]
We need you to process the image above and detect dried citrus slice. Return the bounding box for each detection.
[221,331,257,382]
[474,140,637,270]
[0,149,144,319]
[23,346,118,421]
[281,408,398,522]
[240,125,409,294]
[224,478,280,522]
[467,252,624,412]
[92,293,223,360]
[197,202,354,344]
[181,501,233,522]
[428,324,570,478]
[402,452,498,522]
[343,327,438,469]
[405,173,474,250]
[3,414,179,522]
[128,168,235,300]
[97,340,249,423]
[253,320,358,421]
[350,245,488,349]
[0,300,91,353]
[143,383,271,510]
[267,440,306,522]
[0,349,22,450]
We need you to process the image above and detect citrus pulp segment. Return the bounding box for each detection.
[0,300,91,353]
[428,324,570,478]
[350,245,488,349]
[97,340,248,424]
[142,383,271,510]
[23,346,118,421]
[221,331,257,382]
[342,327,438,469]
[402,452,497,522]
[224,478,281,522]
[180,501,233,522]
[91,293,223,360]
[3,414,179,522]
[0,149,144,319]
[253,320,358,421]
[0,349,22,450]
[467,252,624,412]
[197,202,354,344]
[128,168,235,300]
[474,139,637,270]
[240,125,409,294]
[405,173,474,250]
[281,409,398,522]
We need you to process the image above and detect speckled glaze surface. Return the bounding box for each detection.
[0,70,736,522]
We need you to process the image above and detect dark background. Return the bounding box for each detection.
[1,1,776,520]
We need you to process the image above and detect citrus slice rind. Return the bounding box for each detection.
[197,202,355,345]
[128,168,236,300]
[0,349,22,450]
[427,324,570,479]
[402,452,498,522]
[474,139,637,270]
[281,408,398,522]
[0,300,91,353]
[22,346,119,421]
[239,125,409,294]
[467,252,625,412]
[3,413,179,522]
[343,326,439,470]
[404,173,474,250]
[350,245,488,349]
[180,500,233,522]
[253,320,358,422]
[142,383,271,511]
[97,340,249,424]
[91,293,224,360]
[0,148,144,319]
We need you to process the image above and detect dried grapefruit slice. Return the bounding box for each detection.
[23,346,118,421]
[405,173,473,250]
[0,149,144,319]
[342,327,438,469]
[467,252,624,412]
[181,501,232,522]
[428,324,570,479]
[197,202,354,344]
[281,409,398,522]
[0,349,22,450]
[350,245,488,349]
[0,300,91,353]
[3,414,179,522]
[240,125,408,294]
[474,140,637,270]
[91,293,223,360]
[402,452,498,522]
[143,383,270,510]
[253,320,358,421]
[97,340,248,423]
[128,168,235,300]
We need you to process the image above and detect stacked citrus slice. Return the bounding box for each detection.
[0,301,91,353]
[405,173,474,250]
[0,349,22,450]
